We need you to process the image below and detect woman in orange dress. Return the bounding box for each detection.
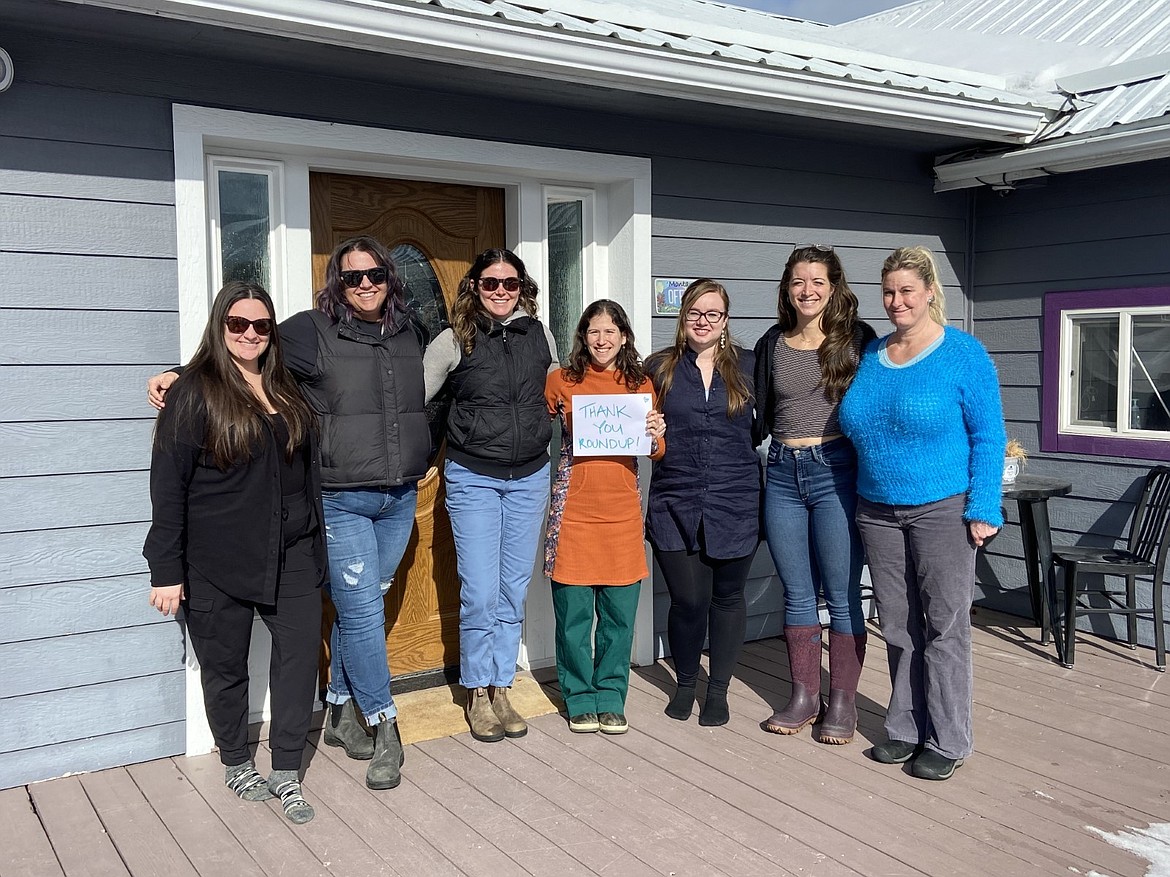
[544,300,666,735]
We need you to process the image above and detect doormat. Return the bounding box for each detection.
[394,673,563,746]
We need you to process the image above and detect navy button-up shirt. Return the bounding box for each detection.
[646,346,762,559]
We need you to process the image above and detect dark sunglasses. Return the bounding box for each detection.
[793,244,834,254]
[477,276,522,292]
[224,316,274,336]
[340,266,389,288]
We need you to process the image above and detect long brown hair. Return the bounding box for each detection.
[450,248,539,356]
[777,246,871,403]
[562,299,646,391]
[647,279,751,417]
[166,282,314,470]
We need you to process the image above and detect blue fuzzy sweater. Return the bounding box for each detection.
[839,326,1007,527]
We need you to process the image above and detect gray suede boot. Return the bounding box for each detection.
[323,699,374,760]
[365,718,404,790]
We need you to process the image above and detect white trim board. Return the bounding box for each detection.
[172,103,653,755]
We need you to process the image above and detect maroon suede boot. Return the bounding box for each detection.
[762,625,823,734]
[818,630,867,745]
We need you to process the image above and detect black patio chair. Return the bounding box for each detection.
[1048,465,1170,671]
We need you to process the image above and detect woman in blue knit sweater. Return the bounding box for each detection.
[839,246,1006,782]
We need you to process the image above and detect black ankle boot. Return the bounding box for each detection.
[698,685,730,727]
[664,683,696,720]
[366,718,404,790]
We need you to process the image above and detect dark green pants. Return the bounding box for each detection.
[551,581,641,715]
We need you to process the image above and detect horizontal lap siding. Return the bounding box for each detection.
[972,161,1170,645]
[0,50,184,787]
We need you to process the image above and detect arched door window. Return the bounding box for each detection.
[393,243,449,343]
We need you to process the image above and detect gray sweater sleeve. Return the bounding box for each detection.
[423,329,460,404]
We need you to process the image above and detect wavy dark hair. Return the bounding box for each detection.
[450,248,539,356]
[316,235,408,331]
[164,282,314,470]
[562,299,646,392]
[777,246,873,403]
[647,279,751,418]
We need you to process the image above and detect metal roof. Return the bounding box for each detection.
[394,0,1042,109]
[836,0,1170,141]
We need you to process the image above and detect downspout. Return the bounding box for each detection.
[965,187,977,333]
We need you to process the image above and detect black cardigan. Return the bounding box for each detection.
[142,375,327,604]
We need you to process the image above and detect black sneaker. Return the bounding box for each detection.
[568,713,599,733]
[598,712,628,735]
[871,740,922,764]
[911,748,964,781]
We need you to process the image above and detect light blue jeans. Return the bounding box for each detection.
[444,459,550,689]
[763,437,865,634]
[323,485,418,725]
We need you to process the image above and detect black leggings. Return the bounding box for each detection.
[654,545,754,690]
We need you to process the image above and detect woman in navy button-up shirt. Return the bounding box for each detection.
[646,279,761,727]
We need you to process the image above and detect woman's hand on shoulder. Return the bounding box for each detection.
[149,584,184,617]
[968,520,999,548]
[148,371,180,410]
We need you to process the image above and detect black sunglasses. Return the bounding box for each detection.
[340,266,390,288]
[477,276,522,292]
[793,244,834,254]
[224,316,274,336]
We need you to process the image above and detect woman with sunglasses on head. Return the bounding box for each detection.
[423,248,558,743]
[148,236,428,791]
[645,280,760,727]
[144,281,324,824]
[754,246,875,745]
[544,301,666,735]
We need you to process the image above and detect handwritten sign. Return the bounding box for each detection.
[571,393,653,457]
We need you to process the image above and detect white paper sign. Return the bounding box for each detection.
[571,393,653,457]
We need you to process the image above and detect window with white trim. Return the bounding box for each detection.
[207,157,284,296]
[545,188,595,360]
[1042,288,1170,460]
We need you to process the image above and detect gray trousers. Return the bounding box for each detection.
[856,494,975,760]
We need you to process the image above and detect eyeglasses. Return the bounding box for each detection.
[792,244,834,254]
[340,266,389,288]
[684,309,727,324]
[477,276,522,292]
[224,316,274,336]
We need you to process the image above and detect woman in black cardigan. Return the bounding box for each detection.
[144,281,325,825]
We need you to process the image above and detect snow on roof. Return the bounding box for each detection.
[397,0,1043,109]
[834,0,1170,139]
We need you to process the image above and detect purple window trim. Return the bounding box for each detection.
[1041,286,1170,462]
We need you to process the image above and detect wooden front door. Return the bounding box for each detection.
[310,172,505,681]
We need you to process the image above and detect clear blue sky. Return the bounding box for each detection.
[731,0,904,24]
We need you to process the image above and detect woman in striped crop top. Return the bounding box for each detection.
[752,246,875,746]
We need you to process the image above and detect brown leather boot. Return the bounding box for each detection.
[466,686,505,742]
[762,625,823,734]
[489,685,528,738]
[818,630,867,745]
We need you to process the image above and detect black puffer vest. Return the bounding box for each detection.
[299,310,429,489]
[446,315,552,479]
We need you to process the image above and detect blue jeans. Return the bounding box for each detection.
[763,437,865,634]
[322,485,418,724]
[444,459,550,689]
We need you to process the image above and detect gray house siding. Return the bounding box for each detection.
[971,160,1170,643]
[0,7,1003,786]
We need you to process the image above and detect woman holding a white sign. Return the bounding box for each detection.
[544,300,666,735]
[645,279,761,727]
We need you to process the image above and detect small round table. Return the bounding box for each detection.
[1002,475,1073,643]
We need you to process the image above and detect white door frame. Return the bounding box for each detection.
[172,104,653,755]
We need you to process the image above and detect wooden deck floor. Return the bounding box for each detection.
[4,611,1168,877]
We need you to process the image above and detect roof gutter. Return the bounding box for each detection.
[63,0,1047,142]
[933,116,1170,191]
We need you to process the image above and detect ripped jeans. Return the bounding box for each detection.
[322,485,418,725]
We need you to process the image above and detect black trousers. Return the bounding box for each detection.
[654,544,754,690]
[184,581,322,771]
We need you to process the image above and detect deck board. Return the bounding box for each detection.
[14,613,1165,877]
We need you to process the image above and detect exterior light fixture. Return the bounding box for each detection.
[0,48,12,93]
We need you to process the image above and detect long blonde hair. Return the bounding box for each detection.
[647,279,751,417]
[882,246,948,326]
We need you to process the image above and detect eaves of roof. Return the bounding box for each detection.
[62,0,1050,143]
